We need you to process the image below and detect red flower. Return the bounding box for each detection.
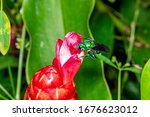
[24,32,84,100]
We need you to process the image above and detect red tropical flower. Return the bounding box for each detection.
[24,32,84,100]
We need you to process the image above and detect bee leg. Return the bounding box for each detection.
[78,55,85,60]
[87,50,97,59]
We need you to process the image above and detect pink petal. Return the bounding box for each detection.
[61,55,82,83]
[59,32,83,67]
[53,39,63,68]
[54,32,84,83]
[54,32,84,84]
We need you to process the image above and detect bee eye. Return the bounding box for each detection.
[78,43,84,49]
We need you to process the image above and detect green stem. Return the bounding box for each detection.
[0,0,3,11]
[100,60,112,99]
[122,71,128,89]
[16,26,26,100]
[101,61,105,79]
[117,69,122,100]
[0,84,14,99]
[8,64,15,97]
[123,0,140,99]
[127,0,140,62]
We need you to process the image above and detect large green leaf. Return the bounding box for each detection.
[75,59,112,100]
[23,0,112,99]
[0,11,11,55]
[22,0,95,82]
[141,59,150,100]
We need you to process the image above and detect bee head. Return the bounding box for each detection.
[78,42,86,50]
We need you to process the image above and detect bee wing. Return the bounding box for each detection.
[92,41,109,53]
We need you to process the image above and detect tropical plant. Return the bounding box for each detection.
[0,0,150,100]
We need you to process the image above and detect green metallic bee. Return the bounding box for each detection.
[78,38,109,59]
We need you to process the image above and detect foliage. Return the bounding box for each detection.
[141,59,150,100]
[0,0,150,100]
[0,10,10,55]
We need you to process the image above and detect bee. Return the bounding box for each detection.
[78,38,109,59]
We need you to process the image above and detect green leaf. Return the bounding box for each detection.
[22,0,95,82]
[75,59,112,100]
[141,59,150,99]
[123,67,141,74]
[0,11,11,55]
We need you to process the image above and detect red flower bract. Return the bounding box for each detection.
[24,32,84,100]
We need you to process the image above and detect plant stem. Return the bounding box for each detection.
[101,60,105,79]
[123,0,140,99]
[117,69,122,100]
[100,60,112,99]
[0,84,14,99]
[16,26,26,100]
[127,0,140,62]
[8,64,15,97]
